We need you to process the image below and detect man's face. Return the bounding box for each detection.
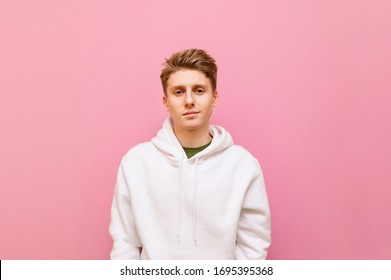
[163,69,218,134]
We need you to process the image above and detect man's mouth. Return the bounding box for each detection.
[183,111,199,116]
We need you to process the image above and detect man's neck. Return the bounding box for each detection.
[173,124,212,148]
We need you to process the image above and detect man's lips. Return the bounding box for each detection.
[183,111,199,116]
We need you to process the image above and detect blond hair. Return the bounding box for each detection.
[160,49,218,95]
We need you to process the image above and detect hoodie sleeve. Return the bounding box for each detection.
[109,159,142,259]
[236,158,271,259]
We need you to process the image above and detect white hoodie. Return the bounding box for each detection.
[109,118,271,259]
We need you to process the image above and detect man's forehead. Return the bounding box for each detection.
[167,69,211,88]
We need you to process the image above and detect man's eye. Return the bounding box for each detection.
[195,89,204,94]
[174,90,183,95]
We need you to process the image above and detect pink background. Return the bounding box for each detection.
[1,0,390,259]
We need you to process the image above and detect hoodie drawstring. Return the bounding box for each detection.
[193,158,199,246]
[177,157,199,246]
[177,159,183,243]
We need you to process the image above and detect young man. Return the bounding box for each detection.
[109,49,271,259]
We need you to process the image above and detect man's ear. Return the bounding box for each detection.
[162,95,169,111]
[213,91,219,107]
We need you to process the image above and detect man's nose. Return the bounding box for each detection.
[185,91,194,105]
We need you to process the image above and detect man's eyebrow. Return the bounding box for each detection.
[193,84,208,88]
[167,85,184,92]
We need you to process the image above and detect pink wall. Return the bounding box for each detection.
[1,0,390,259]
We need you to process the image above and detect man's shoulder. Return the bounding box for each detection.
[122,141,155,162]
[226,144,256,159]
[225,145,264,177]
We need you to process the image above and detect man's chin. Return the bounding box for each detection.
[179,123,204,132]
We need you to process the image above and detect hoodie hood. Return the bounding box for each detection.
[151,117,234,164]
